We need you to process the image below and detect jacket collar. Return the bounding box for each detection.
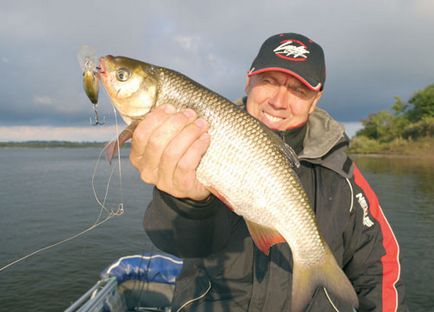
[299,108,353,178]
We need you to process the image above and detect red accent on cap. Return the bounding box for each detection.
[248,67,322,92]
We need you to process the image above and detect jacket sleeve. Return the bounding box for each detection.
[143,187,238,258]
[343,164,408,312]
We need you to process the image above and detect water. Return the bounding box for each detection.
[352,156,434,311]
[0,149,433,311]
[0,147,158,311]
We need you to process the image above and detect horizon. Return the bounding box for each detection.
[0,121,364,142]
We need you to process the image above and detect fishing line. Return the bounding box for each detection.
[0,103,126,273]
[113,105,125,216]
[323,287,340,312]
[91,100,125,222]
[92,146,118,218]
[0,214,116,273]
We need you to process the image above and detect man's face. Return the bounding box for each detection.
[245,71,322,131]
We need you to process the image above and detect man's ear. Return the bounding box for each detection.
[309,91,322,114]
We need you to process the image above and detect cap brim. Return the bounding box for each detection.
[248,67,322,91]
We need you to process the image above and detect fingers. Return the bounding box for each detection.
[159,117,209,187]
[177,132,210,175]
[172,132,211,200]
[140,108,198,183]
[130,105,174,169]
[129,104,211,200]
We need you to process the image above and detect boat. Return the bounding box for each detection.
[66,253,183,312]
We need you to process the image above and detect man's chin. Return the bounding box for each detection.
[261,119,284,131]
[260,115,283,131]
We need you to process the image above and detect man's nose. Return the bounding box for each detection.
[269,86,289,109]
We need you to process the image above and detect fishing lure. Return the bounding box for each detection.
[77,45,104,125]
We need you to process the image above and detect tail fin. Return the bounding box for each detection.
[291,245,359,312]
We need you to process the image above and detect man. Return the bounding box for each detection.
[129,33,407,311]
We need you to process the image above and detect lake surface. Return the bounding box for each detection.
[0,148,433,311]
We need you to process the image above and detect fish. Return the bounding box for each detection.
[95,55,359,311]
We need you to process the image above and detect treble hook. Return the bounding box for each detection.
[90,104,105,126]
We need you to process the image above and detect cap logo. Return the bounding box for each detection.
[273,40,310,62]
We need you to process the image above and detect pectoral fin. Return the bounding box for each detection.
[245,220,286,255]
[105,120,139,164]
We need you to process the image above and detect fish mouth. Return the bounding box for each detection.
[97,55,113,76]
[98,58,106,75]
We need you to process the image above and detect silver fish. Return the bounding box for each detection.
[97,55,359,311]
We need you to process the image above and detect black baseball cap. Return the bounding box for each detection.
[248,33,326,91]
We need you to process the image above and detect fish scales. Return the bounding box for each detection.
[96,56,359,311]
[156,67,325,263]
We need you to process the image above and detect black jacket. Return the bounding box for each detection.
[143,107,407,312]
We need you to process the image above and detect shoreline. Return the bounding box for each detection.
[2,141,432,159]
[0,141,106,148]
[350,153,434,160]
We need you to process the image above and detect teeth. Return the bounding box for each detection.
[264,112,283,123]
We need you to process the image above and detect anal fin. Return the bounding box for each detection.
[245,220,286,256]
[208,186,234,211]
[207,186,286,256]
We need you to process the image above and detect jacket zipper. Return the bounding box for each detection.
[176,281,212,312]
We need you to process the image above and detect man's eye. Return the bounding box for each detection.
[295,88,305,94]
[293,87,308,97]
[262,78,275,85]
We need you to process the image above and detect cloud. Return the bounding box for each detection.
[0,0,433,137]
[174,35,201,52]
[32,93,88,115]
[33,95,55,106]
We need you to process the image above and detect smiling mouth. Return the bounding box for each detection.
[263,112,284,123]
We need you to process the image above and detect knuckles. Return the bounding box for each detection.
[131,126,147,144]
[140,170,155,185]
[147,134,163,151]
[161,144,180,163]
[129,153,138,168]
[128,106,209,201]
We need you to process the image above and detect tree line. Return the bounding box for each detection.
[350,84,434,154]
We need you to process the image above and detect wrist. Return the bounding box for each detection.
[157,188,220,220]
[180,194,214,207]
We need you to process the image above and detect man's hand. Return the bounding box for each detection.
[129,104,211,201]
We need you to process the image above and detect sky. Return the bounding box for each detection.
[1,0,433,141]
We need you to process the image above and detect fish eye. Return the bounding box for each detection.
[116,68,131,82]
